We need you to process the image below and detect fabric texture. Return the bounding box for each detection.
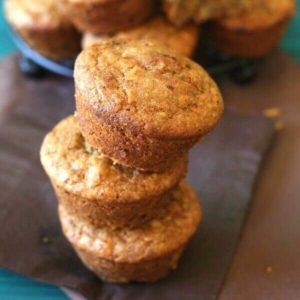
[0,56,274,299]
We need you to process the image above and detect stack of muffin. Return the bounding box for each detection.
[40,39,224,282]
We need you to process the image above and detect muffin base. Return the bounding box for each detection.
[76,100,198,172]
[206,18,290,58]
[53,182,173,229]
[60,0,154,35]
[75,245,185,283]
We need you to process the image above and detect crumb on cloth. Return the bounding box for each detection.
[262,107,285,131]
[42,236,50,244]
[263,107,281,119]
[266,266,273,274]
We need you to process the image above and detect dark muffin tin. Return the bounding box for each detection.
[9,27,261,84]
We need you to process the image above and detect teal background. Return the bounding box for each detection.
[281,2,300,61]
[0,0,299,299]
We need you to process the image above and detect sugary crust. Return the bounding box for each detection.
[59,181,201,282]
[82,16,200,58]
[5,0,81,60]
[163,0,253,25]
[58,0,154,34]
[206,0,295,58]
[75,39,223,170]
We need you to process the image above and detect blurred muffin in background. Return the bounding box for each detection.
[82,16,200,58]
[205,0,296,58]
[5,0,81,60]
[58,0,155,35]
[163,0,253,26]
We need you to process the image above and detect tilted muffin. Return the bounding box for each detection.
[59,181,201,283]
[5,0,81,60]
[205,0,295,58]
[40,115,187,229]
[58,0,154,35]
[163,0,253,26]
[75,39,224,171]
[82,16,200,58]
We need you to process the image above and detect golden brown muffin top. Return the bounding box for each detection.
[5,0,73,29]
[75,39,223,139]
[60,181,201,263]
[218,0,296,29]
[40,115,187,202]
[82,16,200,57]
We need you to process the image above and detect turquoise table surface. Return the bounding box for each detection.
[0,1,299,299]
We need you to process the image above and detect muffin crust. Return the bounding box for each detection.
[75,39,223,171]
[82,16,200,58]
[59,0,154,35]
[59,181,202,282]
[40,116,187,228]
[206,0,295,58]
[163,0,253,25]
[5,0,81,60]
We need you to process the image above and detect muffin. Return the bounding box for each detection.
[82,16,200,58]
[40,115,187,229]
[5,0,81,60]
[59,181,201,283]
[163,0,253,26]
[205,0,295,58]
[75,39,224,172]
[58,0,154,35]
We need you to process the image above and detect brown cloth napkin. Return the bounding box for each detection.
[0,56,274,300]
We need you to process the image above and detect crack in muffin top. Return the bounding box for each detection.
[74,39,224,139]
[40,116,187,202]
